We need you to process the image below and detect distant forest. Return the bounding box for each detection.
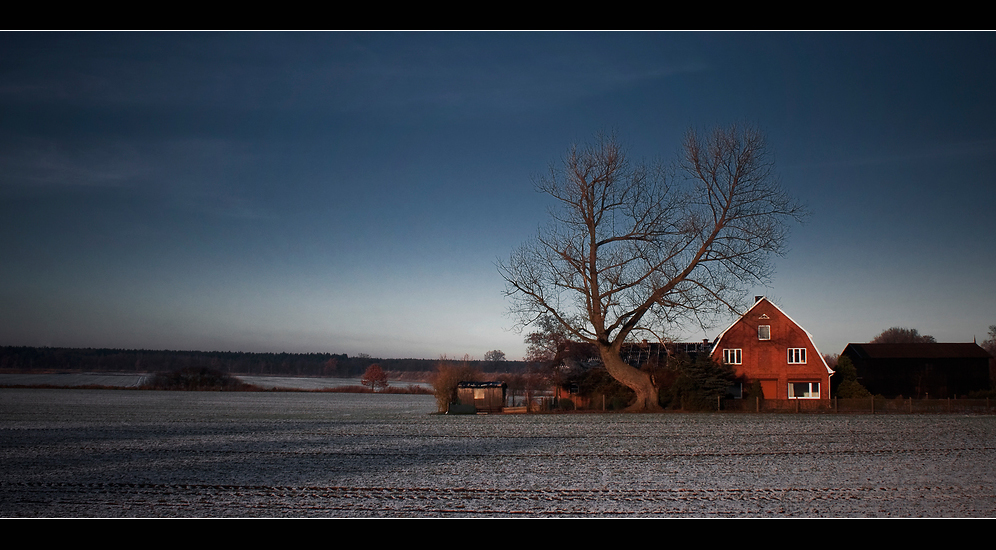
[0,346,529,377]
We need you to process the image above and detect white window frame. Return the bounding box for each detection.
[788,382,820,399]
[758,325,770,340]
[787,348,806,364]
[723,349,742,365]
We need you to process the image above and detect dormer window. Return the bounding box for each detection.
[758,325,770,340]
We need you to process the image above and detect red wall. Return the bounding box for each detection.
[712,299,830,400]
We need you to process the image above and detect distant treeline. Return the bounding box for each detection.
[0,346,528,377]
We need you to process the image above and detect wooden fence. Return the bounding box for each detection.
[511,394,996,414]
[718,396,996,414]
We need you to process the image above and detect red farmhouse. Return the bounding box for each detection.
[710,297,833,401]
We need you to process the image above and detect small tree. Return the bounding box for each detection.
[832,355,871,398]
[361,363,389,392]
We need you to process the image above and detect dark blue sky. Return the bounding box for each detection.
[1,32,993,360]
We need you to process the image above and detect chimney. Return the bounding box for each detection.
[755,296,763,302]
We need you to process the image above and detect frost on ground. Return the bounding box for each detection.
[1,388,994,517]
[0,373,425,391]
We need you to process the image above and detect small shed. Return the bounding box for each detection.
[455,381,507,413]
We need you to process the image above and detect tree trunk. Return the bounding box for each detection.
[598,346,662,412]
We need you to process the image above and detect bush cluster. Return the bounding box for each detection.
[658,353,738,411]
[569,368,635,411]
[143,367,258,391]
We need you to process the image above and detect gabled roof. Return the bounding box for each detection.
[710,296,833,375]
[843,343,992,360]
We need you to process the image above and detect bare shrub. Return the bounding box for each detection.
[431,355,482,413]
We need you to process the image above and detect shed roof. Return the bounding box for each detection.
[457,381,507,388]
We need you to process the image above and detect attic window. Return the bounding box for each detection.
[758,325,770,340]
[723,349,742,365]
[759,314,770,319]
[787,348,807,364]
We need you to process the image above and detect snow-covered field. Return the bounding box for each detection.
[0,372,153,388]
[1,388,994,517]
[0,373,428,391]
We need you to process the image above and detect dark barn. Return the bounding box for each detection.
[841,343,993,398]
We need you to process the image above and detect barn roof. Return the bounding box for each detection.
[843,343,992,360]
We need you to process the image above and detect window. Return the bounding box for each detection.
[787,348,806,364]
[788,382,820,399]
[758,325,770,340]
[723,348,742,364]
[728,382,743,399]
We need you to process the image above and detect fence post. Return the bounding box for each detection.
[756,396,759,413]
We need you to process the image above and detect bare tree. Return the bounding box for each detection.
[484,350,507,363]
[870,327,936,344]
[499,125,805,411]
[524,314,571,365]
[982,325,996,357]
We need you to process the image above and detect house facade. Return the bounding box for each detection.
[710,297,833,400]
